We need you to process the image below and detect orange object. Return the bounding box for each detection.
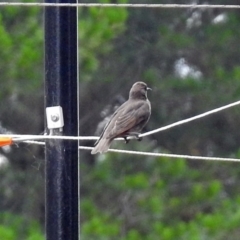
[0,137,13,147]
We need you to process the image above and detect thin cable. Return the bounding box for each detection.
[1,99,240,141]
[0,135,98,141]
[22,140,45,145]
[12,140,240,162]
[141,100,240,137]
[0,3,239,9]
[79,146,240,162]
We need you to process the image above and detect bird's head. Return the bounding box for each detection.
[129,82,151,100]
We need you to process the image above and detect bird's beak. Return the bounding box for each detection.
[147,87,152,91]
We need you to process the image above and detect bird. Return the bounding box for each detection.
[91,82,151,154]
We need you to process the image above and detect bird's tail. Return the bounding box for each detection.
[91,138,112,154]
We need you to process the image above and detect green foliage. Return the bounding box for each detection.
[0,212,44,240]
[2,0,240,240]
[81,153,240,239]
[79,0,128,81]
[81,199,121,239]
[0,4,43,98]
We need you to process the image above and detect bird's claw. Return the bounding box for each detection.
[137,136,142,141]
[124,134,142,143]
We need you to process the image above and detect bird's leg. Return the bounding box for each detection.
[137,136,143,142]
[135,134,142,141]
[124,136,129,144]
[128,132,142,141]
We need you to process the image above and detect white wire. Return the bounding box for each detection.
[0,3,239,9]
[23,140,45,145]
[79,146,240,162]
[1,99,240,141]
[1,99,240,161]
[14,140,240,162]
[9,135,98,141]
[3,98,240,162]
[141,100,240,137]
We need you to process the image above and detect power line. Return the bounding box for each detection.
[1,99,240,141]
[1,98,240,161]
[80,146,239,162]
[11,140,240,162]
[0,3,239,9]
[141,100,240,137]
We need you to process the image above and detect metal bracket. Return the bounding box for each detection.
[46,106,64,132]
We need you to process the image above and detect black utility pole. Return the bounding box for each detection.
[44,0,79,239]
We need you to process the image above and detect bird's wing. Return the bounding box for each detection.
[94,101,129,145]
[107,101,145,139]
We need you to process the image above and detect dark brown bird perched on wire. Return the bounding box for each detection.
[91,82,151,154]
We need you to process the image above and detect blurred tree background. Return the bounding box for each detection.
[1,0,240,239]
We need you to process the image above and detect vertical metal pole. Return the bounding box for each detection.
[44,0,79,239]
